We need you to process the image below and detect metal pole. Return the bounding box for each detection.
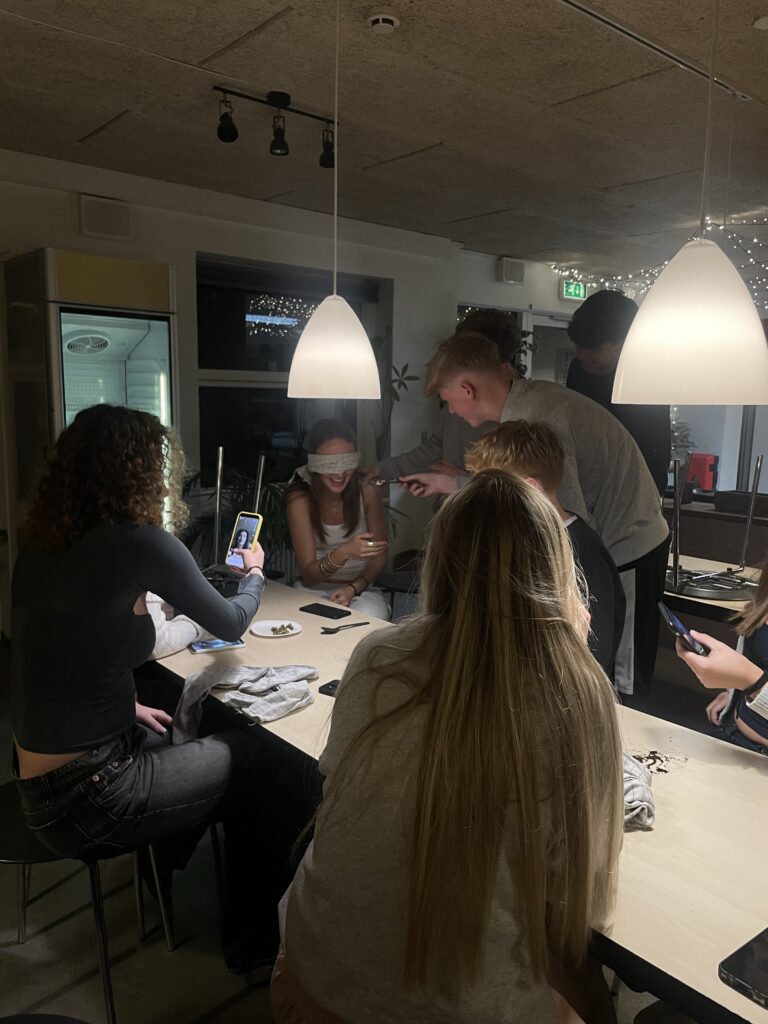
[738,453,763,570]
[213,446,224,566]
[672,458,681,588]
[254,454,266,513]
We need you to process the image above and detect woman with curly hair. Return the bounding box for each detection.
[11,404,265,868]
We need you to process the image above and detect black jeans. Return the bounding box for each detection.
[13,723,255,863]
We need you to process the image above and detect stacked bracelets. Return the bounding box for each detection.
[319,550,344,576]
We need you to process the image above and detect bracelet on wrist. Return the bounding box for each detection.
[327,549,344,570]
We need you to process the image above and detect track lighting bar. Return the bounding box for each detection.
[212,85,335,125]
[557,0,753,101]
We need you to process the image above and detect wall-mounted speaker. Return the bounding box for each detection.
[78,194,133,241]
[496,257,525,284]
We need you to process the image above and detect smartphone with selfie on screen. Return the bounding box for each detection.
[719,927,768,1009]
[224,512,263,571]
[658,601,709,656]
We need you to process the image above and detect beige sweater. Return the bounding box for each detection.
[501,379,669,566]
[281,622,559,1024]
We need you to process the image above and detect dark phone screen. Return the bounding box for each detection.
[719,927,768,1009]
[299,603,351,620]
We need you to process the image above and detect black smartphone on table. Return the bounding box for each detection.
[719,927,768,1009]
[299,602,351,620]
[658,602,710,656]
[319,680,340,697]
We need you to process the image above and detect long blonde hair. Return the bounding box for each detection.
[325,471,623,994]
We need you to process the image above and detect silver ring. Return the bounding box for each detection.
[367,541,374,547]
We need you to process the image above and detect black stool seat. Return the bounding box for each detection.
[0,1016,93,1023]
[0,781,62,865]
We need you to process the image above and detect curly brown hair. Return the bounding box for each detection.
[22,404,188,551]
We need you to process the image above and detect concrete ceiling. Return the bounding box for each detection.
[1,0,768,272]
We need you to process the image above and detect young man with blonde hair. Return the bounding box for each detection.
[401,332,669,695]
[466,420,625,679]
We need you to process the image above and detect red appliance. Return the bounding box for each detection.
[686,452,718,492]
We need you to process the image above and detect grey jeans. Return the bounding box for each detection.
[14,723,255,861]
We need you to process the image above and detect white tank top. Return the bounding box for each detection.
[315,499,369,581]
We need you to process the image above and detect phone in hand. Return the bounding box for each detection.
[719,927,768,1009]
[319,680,340,697]
[224,512,264,571]
[658,602,709,656]
[189,638,246,654]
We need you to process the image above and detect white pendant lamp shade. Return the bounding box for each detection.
[613,239,768,405]
[288,294,381,399]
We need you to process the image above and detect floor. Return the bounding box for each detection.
[0,632,706,1024]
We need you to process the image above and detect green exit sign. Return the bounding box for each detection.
[560,279,587,301]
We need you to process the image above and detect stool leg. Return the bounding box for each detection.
[209,822,225,923]
[88,863,117,1024]
[148,845,175,953]
[17,863,29,944]
[132,852,146,942]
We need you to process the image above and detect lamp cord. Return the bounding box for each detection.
[722,94,735,228]
[698,0,720,237]
[332,0,340,295]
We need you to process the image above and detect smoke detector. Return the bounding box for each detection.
[753,15,768,29]
[367,9,400,34]
[65,332,110,355]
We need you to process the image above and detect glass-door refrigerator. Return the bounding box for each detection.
[4,248,175,517]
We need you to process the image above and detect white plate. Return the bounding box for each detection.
[250,619,303,639]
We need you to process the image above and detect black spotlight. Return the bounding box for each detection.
[216,98,238,143]
[319,126,334,168]
[270,113,289,156]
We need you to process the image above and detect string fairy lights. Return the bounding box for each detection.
[551,216,768,311]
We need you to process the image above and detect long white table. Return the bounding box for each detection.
[161,583,768,1023]
[162,582,388,759]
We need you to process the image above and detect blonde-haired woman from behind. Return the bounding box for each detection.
[273,470,624,1024]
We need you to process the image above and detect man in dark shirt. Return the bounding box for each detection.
[465,420,626,681]
[566,290,671,495]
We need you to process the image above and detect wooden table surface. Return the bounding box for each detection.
[665,556,759,615]
[161,582,390,759]
[161,583,768,1022]
[611,706,768,1023]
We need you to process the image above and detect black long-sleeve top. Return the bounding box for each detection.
[11,523,264,753]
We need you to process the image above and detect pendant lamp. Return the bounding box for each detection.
[612,0,768,407]
[288,0,380,399]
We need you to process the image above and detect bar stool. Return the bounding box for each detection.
[0,782,183,1024]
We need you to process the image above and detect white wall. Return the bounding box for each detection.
[457,250,578,316]
[0,148,572,550]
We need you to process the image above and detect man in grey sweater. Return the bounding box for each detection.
[394,332,670,695]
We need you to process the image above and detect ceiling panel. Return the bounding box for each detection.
[0,0,766,272]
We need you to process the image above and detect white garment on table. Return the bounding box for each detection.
[146,592,210,660]
[622,752,655,830]
[173,663,318,742]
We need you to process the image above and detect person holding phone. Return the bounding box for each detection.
[11,405,266,890]
[287,419,391,619]
[675,572,768,754]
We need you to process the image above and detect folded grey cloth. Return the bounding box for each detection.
[623,752,655,830]
[173,663,318,742]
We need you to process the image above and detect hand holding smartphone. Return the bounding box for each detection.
[225,512,263,571]
[658,602,710,656]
